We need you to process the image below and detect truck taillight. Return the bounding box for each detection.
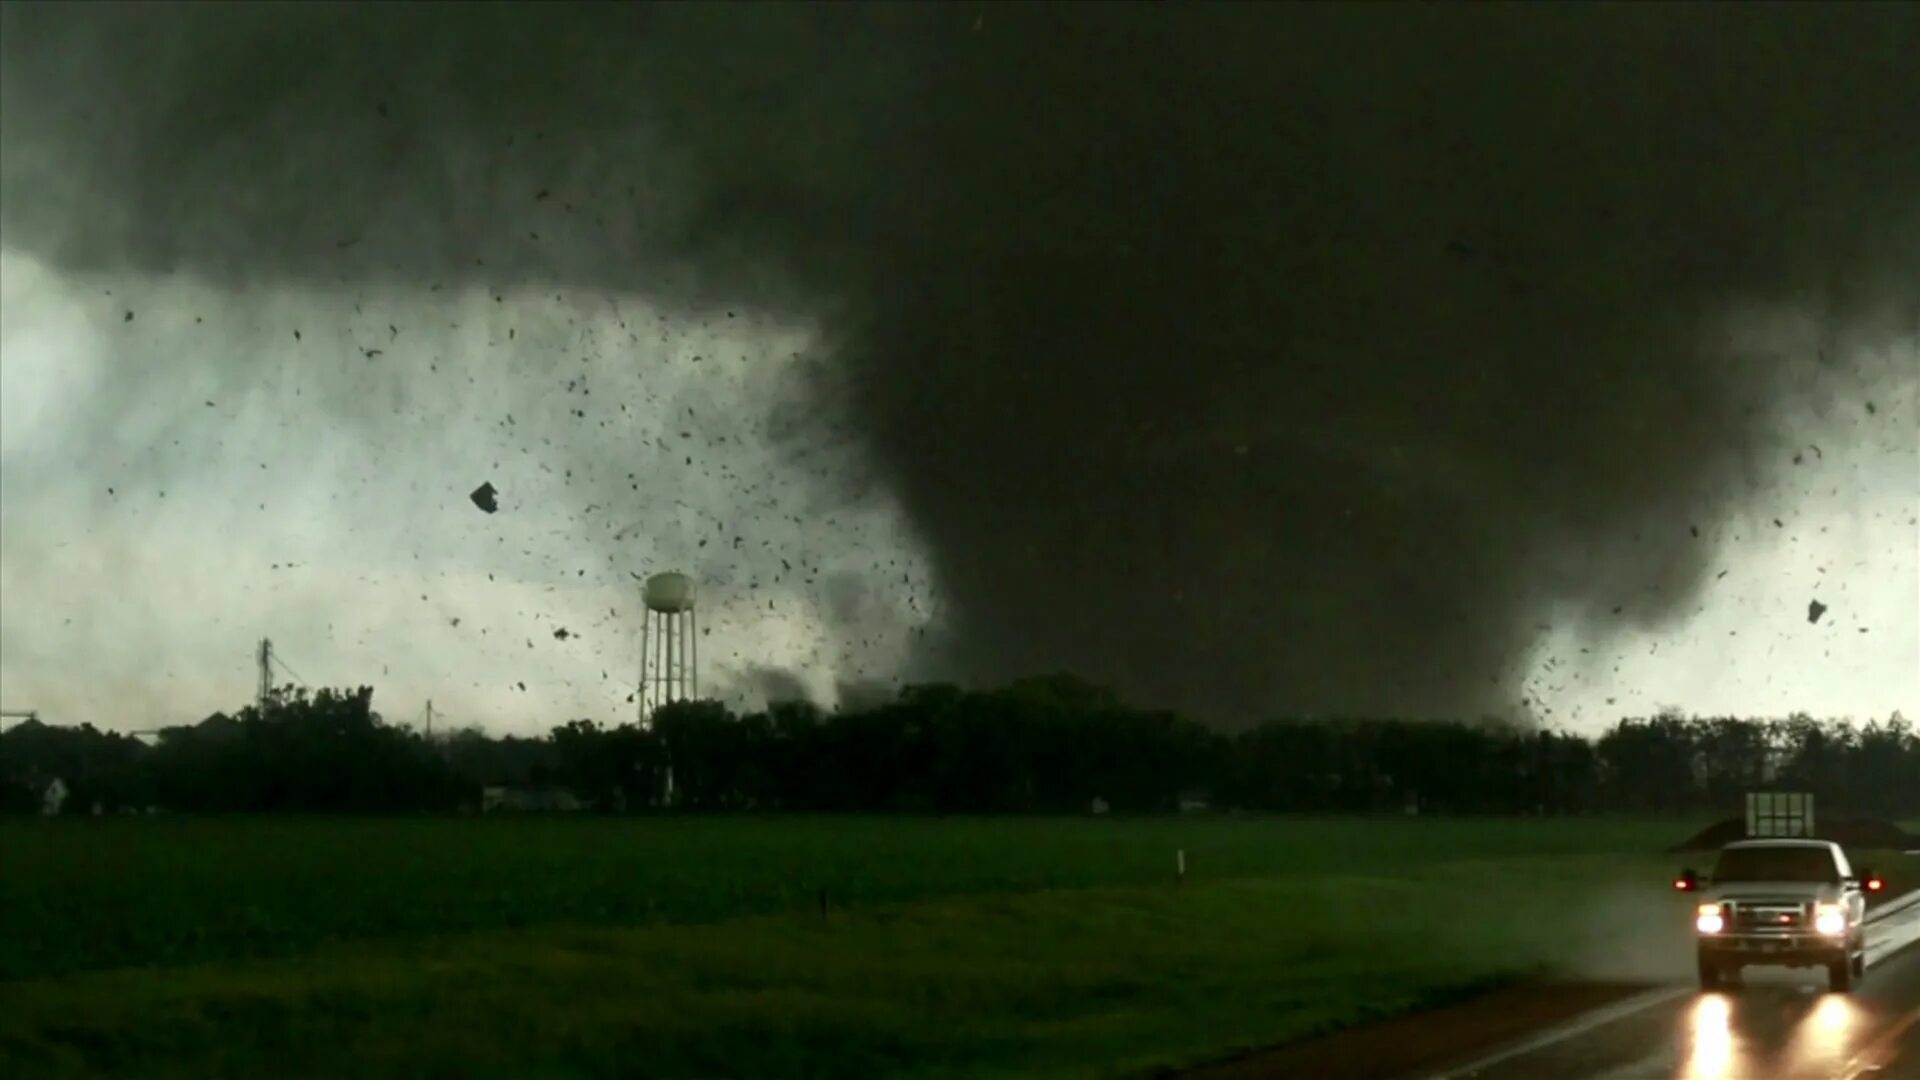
[1866,876,1885,892]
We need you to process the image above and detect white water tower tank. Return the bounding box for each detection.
[638,571,698,726]
[644,571,696,613]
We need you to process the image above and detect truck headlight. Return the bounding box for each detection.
[1814,904,1847,936]
[1696,903,1725,935]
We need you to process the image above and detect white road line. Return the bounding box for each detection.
[1425,887,1920,1079]
[1866,889,1920,924]
[1870,888,1920,923]
[1424,986,1692,1079]
[1867,901,1920,967]
[1837,1004,1920,1080]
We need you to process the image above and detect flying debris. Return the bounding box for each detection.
[4,6,1915,727]
[1808,599,1828,625]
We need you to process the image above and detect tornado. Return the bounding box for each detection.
[3,3,1914,724]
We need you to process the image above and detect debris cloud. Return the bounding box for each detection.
[4,5,1916,724]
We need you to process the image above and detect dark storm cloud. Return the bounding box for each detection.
[4,3,1916,724]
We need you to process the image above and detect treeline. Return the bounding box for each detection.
[2,676,1915,818]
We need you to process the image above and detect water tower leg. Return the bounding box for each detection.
[670,612,681,701]
[661,612,672,706]
[658,611,669,710]
[683,607,698,699]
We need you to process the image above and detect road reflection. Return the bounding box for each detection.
[1781,993,1859,1076]
[1683,993,1736,1079]
[1679,987,1864,1080]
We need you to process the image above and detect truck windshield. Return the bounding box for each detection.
[1713,847,1839,883]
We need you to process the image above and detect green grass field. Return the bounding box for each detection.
[0,815,1701,980]
[1,816,1912,1079]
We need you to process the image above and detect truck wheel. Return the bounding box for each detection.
[1697,953,1723,990]
[1828,955,1855,993]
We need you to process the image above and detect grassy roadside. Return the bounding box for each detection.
[2,850,1691,1079]
[0,815,1692,980]
[4,819,1910,1078]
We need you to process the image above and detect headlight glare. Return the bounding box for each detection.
[1814,904,1847,936]
[1696,906,1725,934]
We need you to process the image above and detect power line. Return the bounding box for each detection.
[255,638,311,708]
[271,653,308,688]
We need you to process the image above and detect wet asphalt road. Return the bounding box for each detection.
[1435,895,1920,1080]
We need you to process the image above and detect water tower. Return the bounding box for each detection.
[638,571,698,722]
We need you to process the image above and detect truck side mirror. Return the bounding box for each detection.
[1674,868,1700,892]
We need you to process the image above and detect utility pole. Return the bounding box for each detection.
[256,638,273,713]
[422,700,453,764]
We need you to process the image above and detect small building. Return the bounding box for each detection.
[41,777,68,816]
[482,785,584,813]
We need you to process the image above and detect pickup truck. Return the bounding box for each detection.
[1675,839,1883,992]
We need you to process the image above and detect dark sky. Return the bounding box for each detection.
[3,3,1916,726]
